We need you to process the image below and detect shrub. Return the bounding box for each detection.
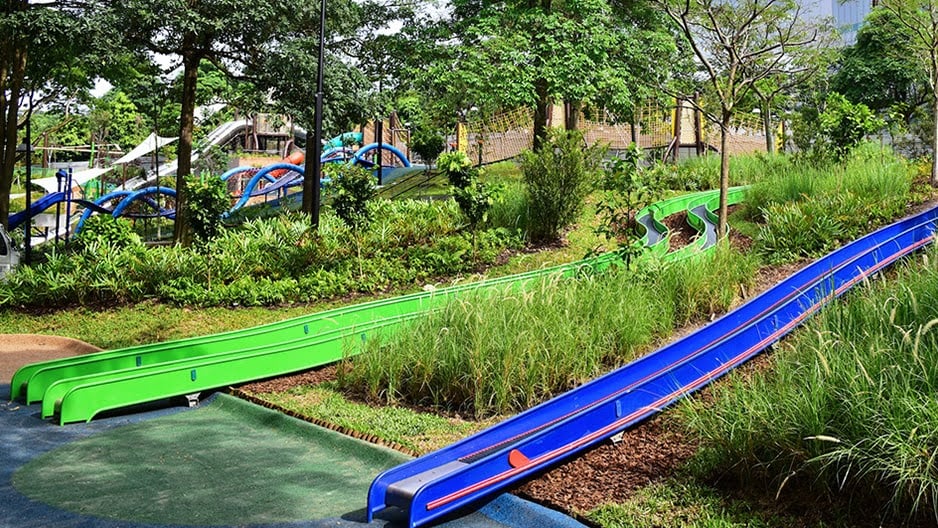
[437,151,475,190]
[326,164,376,229]
[74,215,142,250]
[408,126,446,167]
[816,93,884,161]
[186,174,229,245]
[520,129,604,242]
[593,144,662,261]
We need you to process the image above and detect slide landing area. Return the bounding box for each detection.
[0,391,585,528]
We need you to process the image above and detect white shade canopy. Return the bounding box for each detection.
[112,133,178,165]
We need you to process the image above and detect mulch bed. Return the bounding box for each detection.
[661,211,697,251]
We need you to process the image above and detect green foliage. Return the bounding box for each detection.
[681,246,938,521]
[437,151,475,189]
[89,90,147,150]
[74,215,142,250]
[408,126,446,167]
[185,174,230,245]
[0,201,522,309]
[520,129,604,242]
[453,181,498,231]
[816,93,884,161]
[831,8,928,117]
[341,243,756,418]
[326,164,376,229]
[404,0,677,128]
[593,144,661,261]
[747,147,912,263]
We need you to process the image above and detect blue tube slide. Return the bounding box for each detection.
[367,205,938,528]
[110,187,177,218]
[353,143,411,168]
[229,163,305,212]
[8,192,67,230]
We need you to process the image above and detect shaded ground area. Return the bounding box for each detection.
[13,394,409,525]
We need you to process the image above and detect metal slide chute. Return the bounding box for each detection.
[365,206,938,527]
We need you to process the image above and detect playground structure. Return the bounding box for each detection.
[10,121,419,245]
[460,100,771,166]
[0,225,18,278]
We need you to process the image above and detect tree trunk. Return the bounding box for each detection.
[0,1,26,229]
[173,46,200,245]
[718,117,730,239]
[533,78,550,151]
[762,98,775,154]
[564,101,580,131]
[932,92,938,185]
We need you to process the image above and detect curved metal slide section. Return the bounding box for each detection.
[365,204,938,528]
[10,189,731,426]
[8,192,67,231]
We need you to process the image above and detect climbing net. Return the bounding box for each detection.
[460,101,770,166]
[464,107,534,165]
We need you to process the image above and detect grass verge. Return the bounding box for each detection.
[678,245,938,523]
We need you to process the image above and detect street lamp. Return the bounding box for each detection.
[310,0,327,229]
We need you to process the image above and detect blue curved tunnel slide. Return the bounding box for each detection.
[366,204,938,527]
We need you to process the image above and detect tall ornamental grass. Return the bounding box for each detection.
[340,243,758,418]
[744,145,913,263]
[682,247,938,521]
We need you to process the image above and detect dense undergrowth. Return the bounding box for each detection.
[744,146,915,263]
[339,243,760,418]
[0,200,522,308]
[681,246,938,523]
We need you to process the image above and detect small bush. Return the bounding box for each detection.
[437,151,475,190]
[186,174,229,245]
[327,164,376,229]
[74,215,142,250]
[520,129,604,242]
[409,127,446,167]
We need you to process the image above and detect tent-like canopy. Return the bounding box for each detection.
[32,167,114,195]
[112,133,178,165]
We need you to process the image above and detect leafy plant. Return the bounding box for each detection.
[408,126,446,168]
[185,174,229,246]
[592,144,661,265]
[327,163,376,230]
[520,129,604,242]
[74,215,142,249]
[816,93,884,161]
[437,151,475,189]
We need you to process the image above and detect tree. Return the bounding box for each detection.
[654,0,828,237]
[400,0,677,149]
[876,0,938,182]
[101,0,296,244]
[831,8,929,120]
[0,2,101,228]
[89,90,146,150]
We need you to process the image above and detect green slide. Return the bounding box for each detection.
[10,187,746,425]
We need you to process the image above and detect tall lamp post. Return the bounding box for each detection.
[310,0,327,229]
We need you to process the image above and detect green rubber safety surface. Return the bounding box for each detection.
[12,394,411,526]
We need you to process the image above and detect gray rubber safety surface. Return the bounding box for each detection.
[0,385,586,528]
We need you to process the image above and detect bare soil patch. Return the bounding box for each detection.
[0,334,101,384]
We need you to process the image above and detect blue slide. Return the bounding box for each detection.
[8,192,67,230]
[367,205,938,527]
